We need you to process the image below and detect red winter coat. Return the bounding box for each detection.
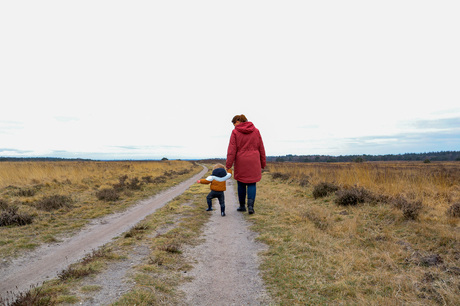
[226,121,266,183]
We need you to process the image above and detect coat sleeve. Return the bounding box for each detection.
[259,131,266,169]
[226,131,237,169]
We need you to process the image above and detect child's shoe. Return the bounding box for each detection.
[221,211,226,217]
[206,207,213,211]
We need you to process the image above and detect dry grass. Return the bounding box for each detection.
[8,177,212,305]
[0,160,201,258]
[250,162,460,304]
[269,161,460,216]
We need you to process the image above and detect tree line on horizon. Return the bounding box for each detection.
[1,151,459,163]
[269,151,460,163]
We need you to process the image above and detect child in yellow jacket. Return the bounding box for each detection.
[197,164,232,216]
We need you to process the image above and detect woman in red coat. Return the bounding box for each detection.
[226,114,266,214]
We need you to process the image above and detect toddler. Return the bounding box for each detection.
[197,164,232,216]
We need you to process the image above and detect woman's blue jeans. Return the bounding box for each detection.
[237,181,256,205]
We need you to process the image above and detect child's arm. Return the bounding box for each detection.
[197,179,211,184]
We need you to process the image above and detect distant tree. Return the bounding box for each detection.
[354,157,364,163]
[423,159,431,163]
[161,157,168,161]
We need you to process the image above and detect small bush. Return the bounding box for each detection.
[0,199,9,210]
[127,177,142,190]
[96,188,120,201]
[0,286,54,306]
[298,175,310,187]
[402,200,423,220]
[446,202,460,218]
[391,195,409,209]
[58,265,94,280]
[152,176,167,184]
[142,175,154,183]
[312,182,339,199]
[15,188,36,197]
[391,195,422,220]
[160,243,181,254]
[163,170,177,178]
[113,175,129,191]
[0,206,34,226]
[271,172,290,181]
[36,195,73,211]
[335,188,364,206]
[335,187,376,206]
[124,223,150,238]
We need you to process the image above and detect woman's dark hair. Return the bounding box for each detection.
[231,114,248,124]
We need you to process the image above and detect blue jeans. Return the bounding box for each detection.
[237,181,256,205]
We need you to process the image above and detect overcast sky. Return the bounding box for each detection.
[1,1,459,160]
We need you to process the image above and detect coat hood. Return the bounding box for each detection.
[235,121,256,134]
[212,168,228,178]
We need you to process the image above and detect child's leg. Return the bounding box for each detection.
[217,192,225,216]
[206,192,214,211]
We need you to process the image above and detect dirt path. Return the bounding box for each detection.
[179,179,272,305]
[0,167,208,297]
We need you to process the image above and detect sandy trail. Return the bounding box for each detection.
[179,179,271,305]
[0,167,207,297]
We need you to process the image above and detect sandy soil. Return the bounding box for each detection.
[1,167,272,305]
[178,179,272,305]
[0,167,207,297]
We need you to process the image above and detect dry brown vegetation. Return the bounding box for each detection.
[1,174,212,305]
[0,160,201,258]
[251,161,459,304]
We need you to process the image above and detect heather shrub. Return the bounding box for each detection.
[335,188,365,206]
[36,195,73,211]
[152,176,167,184]
[0,286,53,306]
[335,187,378,206]
[402,200,423,220]
[96,188,120,201]
[127,177,142,190]
[391,195,409,209]
[390,195,422,220]
[112,175,128,191]
[446,202,460,218]
[15,188,36,197]
[142,175,154,183]
[0,198,9,210]
[298,175,310,187]
[271,172,291,181]
[0,206,34,226]
[312,182,339,199]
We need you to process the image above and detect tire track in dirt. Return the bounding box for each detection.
[179,179,272,305]
[0,166,207,297]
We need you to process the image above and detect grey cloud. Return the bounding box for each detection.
[342,128,460,155]
[411,117,460,130]
[0,148,32,154]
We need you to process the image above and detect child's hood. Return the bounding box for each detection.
[212,168,228,178]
